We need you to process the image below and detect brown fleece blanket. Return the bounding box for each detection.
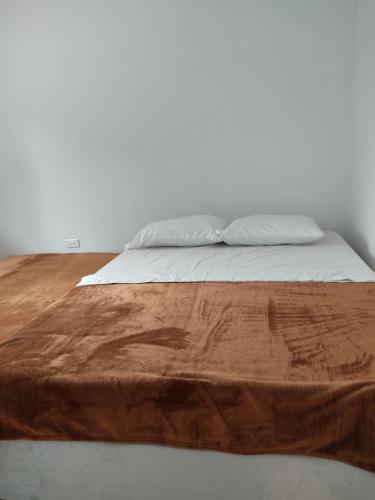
[1,253,375,471]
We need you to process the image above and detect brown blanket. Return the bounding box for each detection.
[1,253,375,471]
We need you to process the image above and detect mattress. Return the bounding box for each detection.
[2,440,375,500]
[79,231,375,285]
[1,251,375,473]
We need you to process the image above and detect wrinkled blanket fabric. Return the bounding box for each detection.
[0,253,375,471]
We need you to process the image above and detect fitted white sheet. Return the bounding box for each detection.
[79,231,375,285]
[1,441,375,500]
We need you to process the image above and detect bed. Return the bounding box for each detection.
[1,231,375,500]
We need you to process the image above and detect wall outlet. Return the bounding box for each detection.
[65,238,80,249]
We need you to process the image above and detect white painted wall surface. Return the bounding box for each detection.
[0,0,356,256]
[349,0,375,269]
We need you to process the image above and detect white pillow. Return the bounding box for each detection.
[222,215,324,246]
[125,215,227,250]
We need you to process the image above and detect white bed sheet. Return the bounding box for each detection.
[1,440,375,500]
[79,231,375,285]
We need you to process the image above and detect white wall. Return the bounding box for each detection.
[348,0,375,269]
[0,0,357,255]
